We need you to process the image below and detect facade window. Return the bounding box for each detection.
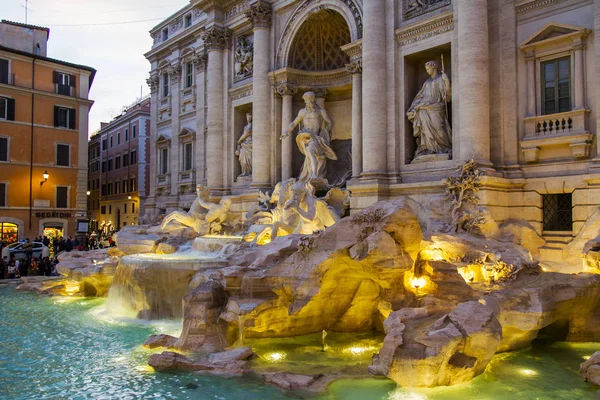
[122,180,127,193]
[53,72,74,96]
[543,194,573,231]
[115,156,121,169]
[124,204,128,214]
[185,14,192,28]
[107,159,113,171]
[130,178,136,192]
[162,73,169,98]
[109,205,112,214]
[107,183,113,196]
[542,57,571,115]
[117,132,121,145]
[110,136,113,148]
[186,62,194,88]
[125,128,129,141]
[123,153,129,167]
[160,148,168,174]
[0,97,15,121]
[115,182,120,195]
[0,137,8,161]
[102,139,107,150]
[0,183,6,207]
[132,125,137,138]
[54,106,76,129]
[0,222,18,244]
[0,59,8,84]
[132,202,135,213]
[131,150,137,165]
[183,142,193,171]
[56,186,68,208]
[162,28,169,41]
[56,144,70,166]
[101,184,107,196]
[101,205,106,214]
[101,161,107,173]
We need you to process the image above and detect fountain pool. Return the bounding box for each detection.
[1,287,598,399]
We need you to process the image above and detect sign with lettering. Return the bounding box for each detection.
[35,212,72,219]
[34,199,50,208]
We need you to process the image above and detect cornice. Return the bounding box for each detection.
[515,0,567,14]
[395,11,454,47]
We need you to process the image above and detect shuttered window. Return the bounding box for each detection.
[130,150,137,165]
[0,138,7,162]
[53,71,75,96]
[56,186,68,208]
[56,144,70,166]
[542,57,571,115]
[0,59,8,84]
[54,106,76,129]
[0,97,15,121]
[0,183,6,207]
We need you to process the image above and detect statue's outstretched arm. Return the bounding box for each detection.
[281,112,303,140]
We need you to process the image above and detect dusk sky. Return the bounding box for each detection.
[3,0,188,134]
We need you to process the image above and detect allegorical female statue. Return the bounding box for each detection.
[235,113,253,177]
[407,60,452,161]
[281,92,337,182]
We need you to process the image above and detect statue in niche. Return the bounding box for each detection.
[407,60,452,162]
[161,185,233,235]
[235,113,253,178]
[281,91,337,183]
[234,37,253,79]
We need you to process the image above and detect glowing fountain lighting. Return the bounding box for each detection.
[521,369,537,376]
[344,345,379,356]
[583,355,591,360]
[388,390,429,400]
[263,352,287,363]
[410,276,427,291]
[134,365,155,373]
[65,281,81,296]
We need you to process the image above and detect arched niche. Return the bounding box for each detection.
[276,0,362,70]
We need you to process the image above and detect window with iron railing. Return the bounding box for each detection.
[543,194,572,231]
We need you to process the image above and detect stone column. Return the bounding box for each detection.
[525,52,536,117]
[456,0,491,164]
[193,52,208,185]
[146,74,159,201]
[346,60,363,178]
[169,63,182,196]
[362,0,387,177]
[276,84,297,181]
[203,27,229,191]
[247,1,272,189]
[574,40,585,110]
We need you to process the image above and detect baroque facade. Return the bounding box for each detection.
[145,0,600,260]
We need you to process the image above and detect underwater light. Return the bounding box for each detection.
[410,276,427,290]
[134,365,155,373]
[521,369,537,376]
[583,355,591,360]
[264,352,286,362]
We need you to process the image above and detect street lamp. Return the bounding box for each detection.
[40,171,49,185]
[87,191,91,196]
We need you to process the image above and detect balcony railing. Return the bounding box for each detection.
[521,109,592,163]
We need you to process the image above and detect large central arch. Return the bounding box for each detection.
[275,0,362,69]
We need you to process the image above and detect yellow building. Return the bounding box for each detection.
[0,20,95,243]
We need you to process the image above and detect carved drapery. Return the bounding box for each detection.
[234,35,254,82]
[203,26,232,51]
[246,0,272,29]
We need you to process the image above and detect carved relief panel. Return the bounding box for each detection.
[403,0,451,20]
[234,34,254,83]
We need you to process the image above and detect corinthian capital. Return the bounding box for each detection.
[146,74,159,91]
[345,60,362,74]
[167,63,182,83]
[246,1,272,29]
[202,26,232,51]
[192,51,208,69]
[274,84,298,97]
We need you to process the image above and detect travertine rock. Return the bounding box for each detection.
[144,334,178,349]
[175,280,229,352]
[263,372,325,391]
[208,346,253,365]
[580,351,600,385]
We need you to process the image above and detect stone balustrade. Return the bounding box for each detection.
[521,109,592,163]
[156,174,171,188]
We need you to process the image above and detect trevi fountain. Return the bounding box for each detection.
[4,0,600,398]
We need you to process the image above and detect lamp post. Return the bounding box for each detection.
[40,170,49,185]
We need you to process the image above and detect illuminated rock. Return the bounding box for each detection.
[175,280,229,352]
[580,351,600,385]
[144,334,177,349]
[263,372,326,391]
[208,346,253,364]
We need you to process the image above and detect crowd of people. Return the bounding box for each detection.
[0,254,59,279]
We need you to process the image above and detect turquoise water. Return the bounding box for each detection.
[0,287,599,400]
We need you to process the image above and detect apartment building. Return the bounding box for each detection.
[0,20,95,242]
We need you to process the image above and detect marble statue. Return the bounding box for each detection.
[281,91,337,182]
[235,113,253,177]
[234,37,253,79]
[407,60,452,161]
[161,185,233,235]
[254,181,340,243]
